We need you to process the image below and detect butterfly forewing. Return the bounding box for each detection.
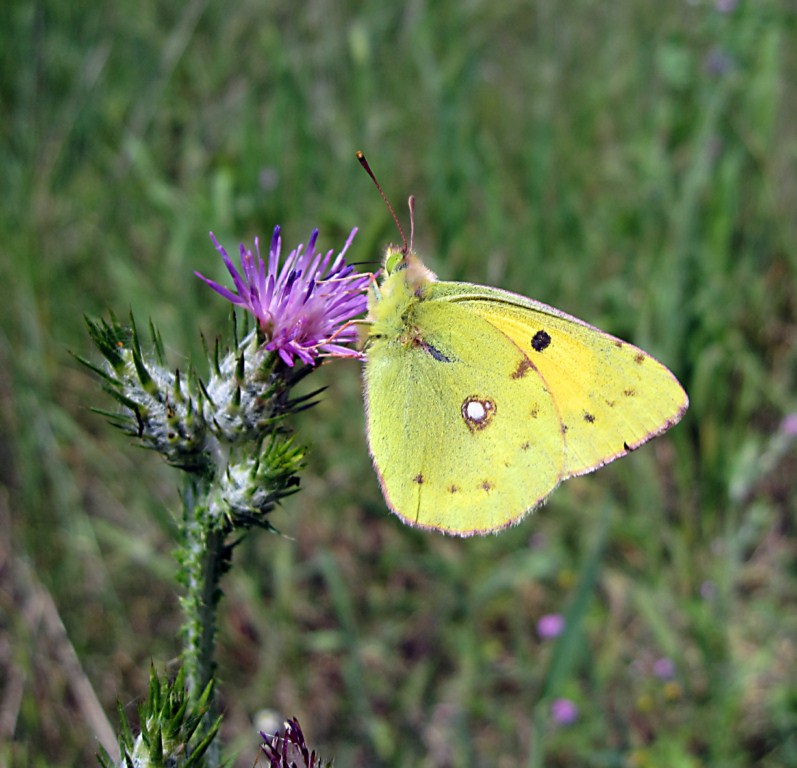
[435,282,689,478]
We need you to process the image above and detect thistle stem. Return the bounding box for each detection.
[179,473,230,766]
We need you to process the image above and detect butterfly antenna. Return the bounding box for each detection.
[356,150,408,254]
[408,195,415,252]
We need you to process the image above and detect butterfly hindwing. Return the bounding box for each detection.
[365,297,564,535]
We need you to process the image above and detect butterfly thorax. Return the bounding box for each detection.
[366,248,438,344]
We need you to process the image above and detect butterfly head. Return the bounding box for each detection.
[364,245,437,340]
[381,245,437,292]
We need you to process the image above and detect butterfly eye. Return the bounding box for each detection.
[461,396,497,432]
[384,248,405,275]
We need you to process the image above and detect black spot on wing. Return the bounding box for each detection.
[421,342,452,362]
[413,473,424,484]
[583,412,596,423]
[531,330,552,352]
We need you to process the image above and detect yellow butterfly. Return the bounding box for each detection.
[359,160,688,537]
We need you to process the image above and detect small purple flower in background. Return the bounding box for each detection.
[704,46,734,77]
[653,657,676,680]
[551,698,578,726]
[537,613,565,640]
[529,532,548,550]
[197,227,370,366]
[700,580,717,600]
[715,0,737,12]
[259,167,280,192]
[780,413,797,438]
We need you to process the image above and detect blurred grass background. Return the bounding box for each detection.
[2,0,796,765]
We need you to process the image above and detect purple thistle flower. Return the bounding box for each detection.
[551,698,579,726]
[196,227,370,367]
